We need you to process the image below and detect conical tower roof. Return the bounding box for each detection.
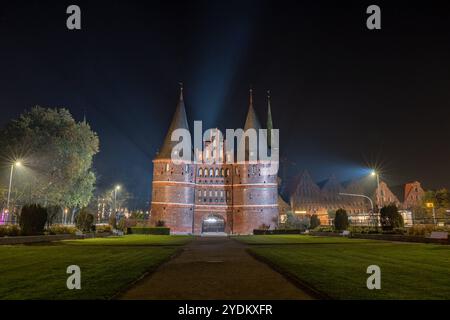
[156,85,190,160]
[244,89,262,131]
[266,90,273,148]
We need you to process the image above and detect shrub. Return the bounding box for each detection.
[380,204,404,230]
[310,214,321,229]
[259,223,270,230]
[0,224,21,237]
[155,220,165,227]
[109,215,117,229]
[407,224,449,237]
[47,225,77,235]
[128,227,170,235]
[313,226,334,232]
[96,224,112,233]
[117,219,127,233]
[254,229,302,235]
[285,212,309,230]
[348,226,381,234]
[334,208,349,231]
[20,204,48,235]
[75,208,95,232]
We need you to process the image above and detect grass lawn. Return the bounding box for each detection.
[0,235,192,299]
[237,235,450,299]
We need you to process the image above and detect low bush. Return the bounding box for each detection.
[0,224,21,237]
[407,224,450,237]
[20,204,48,235]
[254,229,303,235]
[381,227,406,235]
[96,224,112,233]
[128,227,170,235]
[47,225,78,235]
[348,226,381,234]
[313,226,334,232]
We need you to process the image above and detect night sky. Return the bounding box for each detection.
[1,0,450,208]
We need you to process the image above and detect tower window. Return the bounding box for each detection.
[209,169,213,177]
[215,168,219,177]
[198,168,203,176]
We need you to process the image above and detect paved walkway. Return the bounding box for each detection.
[120,237,313,300]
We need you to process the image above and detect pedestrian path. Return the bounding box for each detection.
[120,236,313,299]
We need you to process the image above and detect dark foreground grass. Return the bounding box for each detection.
[0,235,191,299]
[240,235,450,299]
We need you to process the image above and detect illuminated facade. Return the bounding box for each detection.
[290,171,425,224]
[150,88,279,234]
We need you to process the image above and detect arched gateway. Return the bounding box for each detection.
[201,214,225,233]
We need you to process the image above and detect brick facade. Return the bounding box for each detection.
[149,88,279,234]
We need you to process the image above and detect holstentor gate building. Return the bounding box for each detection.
[149,87,279,234]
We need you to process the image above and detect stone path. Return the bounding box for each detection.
[120,236,313,300]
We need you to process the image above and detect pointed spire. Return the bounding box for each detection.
[267,90,273,148]
[179,82,184,101]
[244,87,262,131]
[156,84,190,159]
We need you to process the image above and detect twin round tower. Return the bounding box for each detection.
[150,87,279,234]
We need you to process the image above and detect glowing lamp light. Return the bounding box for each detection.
[15,161,22,167]
[204,217,218,223]
[371,170,376,176]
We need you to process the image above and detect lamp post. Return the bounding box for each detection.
[426,202,436,225]
[6,161,22,218]
[371,170,381,208]
[339,192,375,227]
[113,185,121,216]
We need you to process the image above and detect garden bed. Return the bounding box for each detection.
[0,232,112,245]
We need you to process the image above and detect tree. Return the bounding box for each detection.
[0,107,99,209]
[421,189,450,223]
[75,207,94,232]
[20,204,48,235]
[380,204,404,230]
[334,208,349,231]
[310,214,321,229]
[285,212,309,230]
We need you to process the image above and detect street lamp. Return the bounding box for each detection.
[339,192,375,227]
[113,185,121,216]
[6,160,22,218]
[371,170,381,208]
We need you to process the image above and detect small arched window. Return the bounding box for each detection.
[209,169,213,177]
[215,168,219,177]
[165,163,170,172]
[204,168,208,176]
[198,168,203,176]
[226,169,230,177]
[221,168,225,177]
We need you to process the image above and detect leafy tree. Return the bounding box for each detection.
[20,204,48,235]
[75,207,95,232]
[334,208,349,231]
[285,212,309,230]
[380,204,404,230]
[0,107,99,209]
[310,214,321,229]
[420,189,450,223]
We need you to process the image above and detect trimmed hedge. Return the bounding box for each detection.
[253,229,303,235]
[127,227,170,235]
